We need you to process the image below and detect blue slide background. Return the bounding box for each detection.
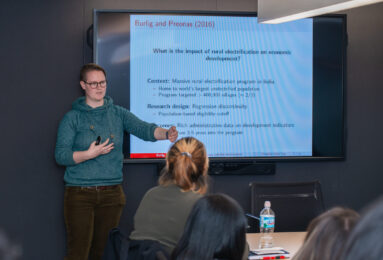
[129,15,313,157]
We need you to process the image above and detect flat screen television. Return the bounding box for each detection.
[93,10,346,164]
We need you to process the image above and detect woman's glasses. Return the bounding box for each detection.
[83,80,107,89]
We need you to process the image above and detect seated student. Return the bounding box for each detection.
[171,194,247,260]
[129,137,209,255]
[342,197,383,260]
[293,207,360,260]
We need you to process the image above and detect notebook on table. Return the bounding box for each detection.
[248,247,290,259]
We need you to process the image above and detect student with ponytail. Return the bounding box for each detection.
[129,137,209,254]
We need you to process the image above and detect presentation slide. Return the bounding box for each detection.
[129,15,313,158]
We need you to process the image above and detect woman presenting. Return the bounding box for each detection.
[55,63,178,260]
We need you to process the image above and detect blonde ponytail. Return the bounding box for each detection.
[159,137,209,194]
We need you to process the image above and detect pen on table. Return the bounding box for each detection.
[261,256,287,259]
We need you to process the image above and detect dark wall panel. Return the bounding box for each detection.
[0,1,84,259]
[339,3,383,209]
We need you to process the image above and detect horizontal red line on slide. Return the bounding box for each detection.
[130,153,166,158]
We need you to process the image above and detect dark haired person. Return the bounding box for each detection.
[55,63,178,260]
[171,193,247,260]
[129,137,209,255]
[293,207,359,260]
[342,197,383,260]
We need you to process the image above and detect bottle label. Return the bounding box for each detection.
[260,215,275,228]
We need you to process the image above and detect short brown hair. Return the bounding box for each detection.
[293,207,360,260]
[159,137,209,194]
[80,63,106,81]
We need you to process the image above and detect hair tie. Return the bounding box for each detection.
[181,152,192,158]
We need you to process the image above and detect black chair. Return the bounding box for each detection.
[249,180,324,232]
[103,228,170,260]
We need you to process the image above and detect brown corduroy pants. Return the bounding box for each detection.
[64,185,126,260]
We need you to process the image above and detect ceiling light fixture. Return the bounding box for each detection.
[258,0,383,24]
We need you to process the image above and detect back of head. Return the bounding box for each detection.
[342,197,383,260]
[159,137,209,194]
[172,193,247,260]
[293,207,360,260]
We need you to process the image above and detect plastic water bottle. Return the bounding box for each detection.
[259,201,275,248]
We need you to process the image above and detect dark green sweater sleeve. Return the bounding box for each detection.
[55,112,77,166]
[116,105,158,141]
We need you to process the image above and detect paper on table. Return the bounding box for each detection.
[253,247,286,254]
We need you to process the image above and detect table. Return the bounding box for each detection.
[246,232,306,257]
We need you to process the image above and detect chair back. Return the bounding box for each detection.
[249,180,324,232]
[103,228,170,260]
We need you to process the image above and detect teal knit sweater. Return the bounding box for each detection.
[55,96,157,186]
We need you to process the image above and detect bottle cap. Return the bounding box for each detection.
[265,201,271,208]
